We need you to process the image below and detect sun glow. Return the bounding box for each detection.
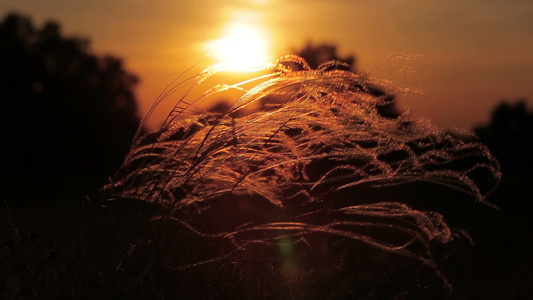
[208,21,271,71]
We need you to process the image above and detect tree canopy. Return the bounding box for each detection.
[475,100,533,175]
[0,13,140,201]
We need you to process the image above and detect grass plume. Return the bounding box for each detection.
[102,55,501,298]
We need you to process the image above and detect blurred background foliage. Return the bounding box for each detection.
[0,13,140,203]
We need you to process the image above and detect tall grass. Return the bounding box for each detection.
[102,55,501,298]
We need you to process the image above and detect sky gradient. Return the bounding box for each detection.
[1,0,532,130]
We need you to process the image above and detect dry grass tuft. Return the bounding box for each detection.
[102,55,501,298]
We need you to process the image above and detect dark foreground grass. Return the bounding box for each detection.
[2,56,521,299]
[3,178,531,299]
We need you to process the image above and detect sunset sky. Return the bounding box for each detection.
[1,0,532,130]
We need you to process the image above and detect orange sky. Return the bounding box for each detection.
[1,0,532,130]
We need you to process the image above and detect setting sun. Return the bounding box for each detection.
[207,21,271,71]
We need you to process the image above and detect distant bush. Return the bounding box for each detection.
[0,13,140,201]
[475,100,533,175]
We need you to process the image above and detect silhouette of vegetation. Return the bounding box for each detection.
[475,100,533,175]
[0,13,140,202]
[468,99,533,299]
[296,42,356,71]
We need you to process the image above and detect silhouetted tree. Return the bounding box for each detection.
[0,13,140,201]
[475,100,533,175]
[296,42,356,71]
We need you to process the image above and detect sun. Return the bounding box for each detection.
[207,21,270,72]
